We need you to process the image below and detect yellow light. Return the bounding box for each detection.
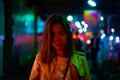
[86,40,91,44]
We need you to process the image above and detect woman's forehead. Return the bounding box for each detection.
[52,24,65,32]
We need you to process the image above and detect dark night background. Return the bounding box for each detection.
[0,0,120,80]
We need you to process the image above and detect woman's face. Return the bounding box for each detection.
[52,23,67,51]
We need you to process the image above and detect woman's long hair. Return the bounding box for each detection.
[39,14,74,63]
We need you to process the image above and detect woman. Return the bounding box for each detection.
[29,14,91,80]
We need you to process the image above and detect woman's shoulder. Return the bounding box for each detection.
[34,53,42,63]
[71,50,86,62]
[36,52,41,58]
[73,50,86,56]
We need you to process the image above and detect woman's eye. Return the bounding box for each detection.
[60,32,65,35]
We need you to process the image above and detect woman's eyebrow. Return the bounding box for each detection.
[59,30,65,32]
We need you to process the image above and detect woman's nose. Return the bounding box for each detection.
[55,35,60,41]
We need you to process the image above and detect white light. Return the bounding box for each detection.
[67,15,73,21]
[100,33,106,39]
[84,24,88,28]
[109,36,114,41]
[100,29,104,34]
[78,28,83,33]
[111,28,115,33]
[100,16,104,21]
[88,0,96,7]
[115,36,119,43]
[75,21,82,28]
[81,21,85,25]
[83,28,87,32]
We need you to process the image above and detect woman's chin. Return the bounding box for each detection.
[54,46,64,50]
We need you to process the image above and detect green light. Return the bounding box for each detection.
[67,15,73,21]
[23,14,34,22]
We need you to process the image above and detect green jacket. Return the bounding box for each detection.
[29,51,91,80]
[70,51,91,80]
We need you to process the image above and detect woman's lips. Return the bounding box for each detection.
[55,43,63,46]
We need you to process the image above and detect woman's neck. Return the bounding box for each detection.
[55,49,67,57]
